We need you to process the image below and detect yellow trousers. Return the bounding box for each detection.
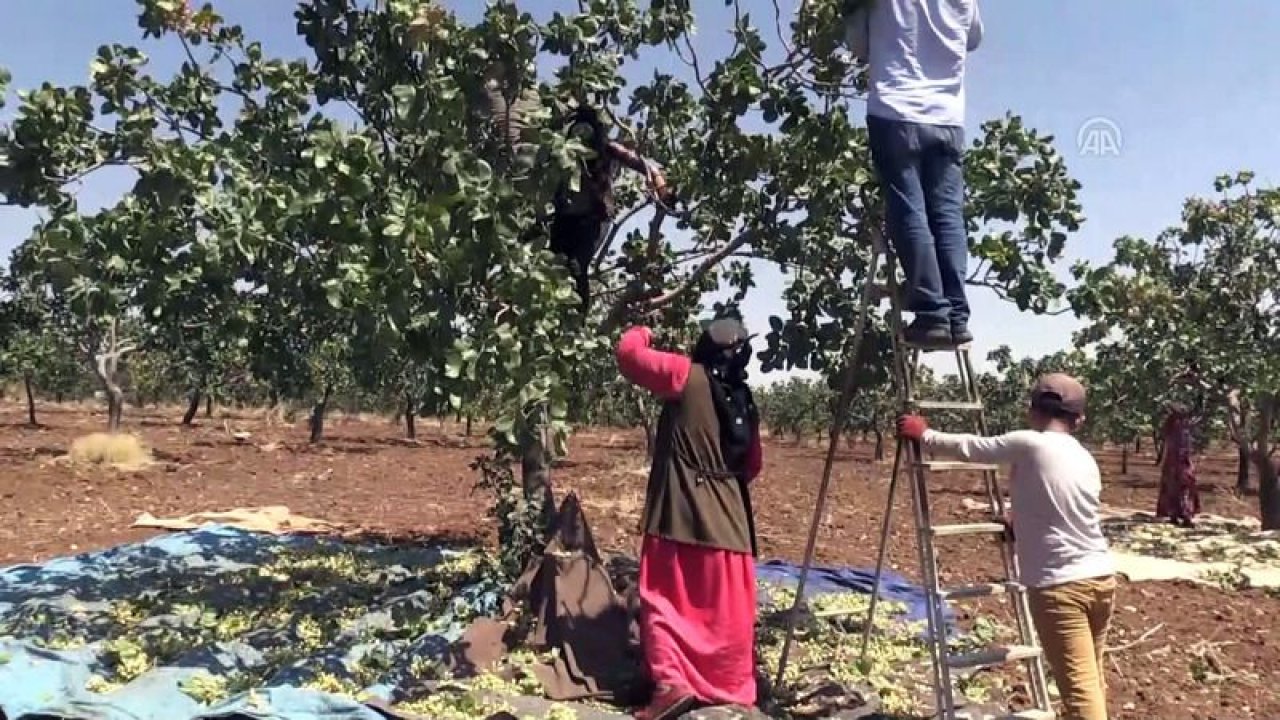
[1028,574,1117,720]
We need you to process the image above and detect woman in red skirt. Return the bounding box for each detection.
[615,319,764,719]
[1157,403,1200,527]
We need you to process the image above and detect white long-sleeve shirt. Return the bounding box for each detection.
[921,428,1115,589]
[844,0,984,127]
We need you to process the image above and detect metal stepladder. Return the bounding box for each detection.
[772,230,1055,720]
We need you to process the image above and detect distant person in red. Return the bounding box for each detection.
[1157,403,1200,527]
[615,318,764,719]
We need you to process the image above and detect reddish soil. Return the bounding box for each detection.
[1,401,1275,720]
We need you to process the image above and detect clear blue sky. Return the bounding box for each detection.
[2,1,1278,380]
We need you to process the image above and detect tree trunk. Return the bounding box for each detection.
[643,420,656,459]
[873,428,885,461]
[182,388,203,426]
[1121,445,1129,475]
[107,391,124,432]
[1134,437,1142,455]
[1225,389,1253,491]
[309,386,331,444]
[91,323,130,433]
[466,415,474,437]
[268,388,279,409]
[1237,443,1254,493]
[205,395,213,418]
[23,372,37,427]
[1258,452,1279,531]
[404,394,416,439]
[520,427,555,533]
[56,391,64,403]
[1255,395,1278,529]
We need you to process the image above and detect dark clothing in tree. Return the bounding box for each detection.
[482,92,662,313]
[548,212,609,314]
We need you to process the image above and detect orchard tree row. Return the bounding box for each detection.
[0,304,655,440]
[756,344,1231,476]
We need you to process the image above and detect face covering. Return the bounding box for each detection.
[692,318,752,381]
[692,318,758,478]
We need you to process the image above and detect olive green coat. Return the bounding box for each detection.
[640,365,757,556]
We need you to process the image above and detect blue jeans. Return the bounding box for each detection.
[866,115,970,329]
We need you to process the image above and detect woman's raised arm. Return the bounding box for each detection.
[615,326,691,401]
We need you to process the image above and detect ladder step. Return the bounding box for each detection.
[911,399,985,411]
[994,711,1055,720]
[901,338,974,351]
[916,461,1000,472]
[948,644,1042,671]
[931,522,1008,538]
[939,581,1024,601]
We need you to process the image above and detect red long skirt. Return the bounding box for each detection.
[638,534,757,706]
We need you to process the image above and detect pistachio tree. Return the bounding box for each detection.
[1,0,1086,569]
[0,270,82,425]
[1070,173,1279,527]
[1078,342,1157,474]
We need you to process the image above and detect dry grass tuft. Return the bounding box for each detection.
[68,433,153,469]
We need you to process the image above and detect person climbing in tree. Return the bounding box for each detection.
[615,318,764,720]
[897,373,1116,720]
[550,106,673,313]
[1157,402,1200,527]
[844,0,984,348]
[477,61,673,314]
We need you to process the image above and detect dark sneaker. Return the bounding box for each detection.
[903,321,954,349]
[951,325,974,345]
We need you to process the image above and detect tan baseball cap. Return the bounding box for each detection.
[1030,373,1087,416]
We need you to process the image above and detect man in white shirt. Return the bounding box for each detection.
[844,0,983,348]
[897,373,1116,720]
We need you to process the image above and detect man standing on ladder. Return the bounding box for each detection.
[845,0,984,348]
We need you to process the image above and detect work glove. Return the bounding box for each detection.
[896,414,928,441]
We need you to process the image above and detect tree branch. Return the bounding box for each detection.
[44,159,137,189]
[598,218,760,335]
[675,33,710,97]
[641,227,758,311]
[592,201,651,272]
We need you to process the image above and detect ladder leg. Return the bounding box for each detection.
[773,247,884,688]
[957,348,1055,714]
[883,257,955,716]
[858,437,904,664]
[908,439,956,719]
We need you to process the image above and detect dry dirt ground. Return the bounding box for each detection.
[1,401,1276,720]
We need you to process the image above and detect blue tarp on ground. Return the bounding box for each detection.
[0,528,944,720]
[755,559,953,631]
[0,525,500,720]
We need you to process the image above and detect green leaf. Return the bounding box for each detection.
[444,350,463,379]
[550,396,568,420]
